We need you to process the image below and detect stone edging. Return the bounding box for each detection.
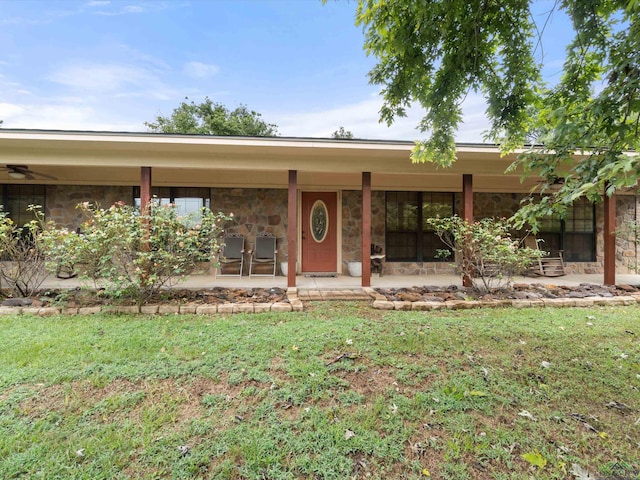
[0,288,305,316]
[368,288,640,310]
[0,302,297,316]
[1,288,638,316]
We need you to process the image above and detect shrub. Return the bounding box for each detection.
[425,216,543,291]
[40,202,230,308]
[0,206,48,297]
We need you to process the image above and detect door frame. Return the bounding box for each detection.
[298,190,342,274]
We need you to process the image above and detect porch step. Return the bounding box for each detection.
[297,289,373,301]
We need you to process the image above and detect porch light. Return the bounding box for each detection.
[8,171,26,179]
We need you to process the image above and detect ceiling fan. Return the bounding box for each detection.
[0,165,57,180]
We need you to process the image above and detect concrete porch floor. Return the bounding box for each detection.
[40,272,640,291]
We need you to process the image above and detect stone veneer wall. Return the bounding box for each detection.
[44,186,640,276]
[210,188,288,273]
[341,191,385,275]
[375,191,640,276]
[611,195,639,274]
[46,186,289,276]
[45,185,133,230]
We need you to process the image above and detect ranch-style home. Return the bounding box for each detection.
[0,129,635,287]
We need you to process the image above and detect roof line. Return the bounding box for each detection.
[0,127,503,149]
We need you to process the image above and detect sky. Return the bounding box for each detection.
[0,0,573,141]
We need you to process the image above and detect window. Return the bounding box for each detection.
[1,185,46,226]
[133,187,211,225]
[385,192,454,261]
[537,198,595,262]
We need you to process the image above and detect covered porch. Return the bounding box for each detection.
[0,130,632,289]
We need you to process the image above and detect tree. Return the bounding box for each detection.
[356,1,639,225]
[145,97,278,136]
[331,126,354,139]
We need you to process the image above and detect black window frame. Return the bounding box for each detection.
[385,191,454,262]
[537,198,596,262]
[1,184,46,226]
[133,187,211,210]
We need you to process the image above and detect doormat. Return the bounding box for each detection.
[304,273,337,278]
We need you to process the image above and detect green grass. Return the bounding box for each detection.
[1,303,639,479]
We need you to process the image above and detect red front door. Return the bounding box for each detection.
[301,192,337,272]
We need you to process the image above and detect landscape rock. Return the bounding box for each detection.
[2,298,33,307]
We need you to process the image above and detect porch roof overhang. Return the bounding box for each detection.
[0,129,536,192]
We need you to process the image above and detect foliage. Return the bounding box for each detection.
[510,1,640,228]
[39,202,229,308]
[331,126,354,139]
[356,0,539,166]
[425,216,543,291]
[1,304,639,478]
[355,0,639,226]
[0,206,47,297]
[145,97,278,136]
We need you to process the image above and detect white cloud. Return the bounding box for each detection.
[0,101,144,132]
[123,5,144,13]
[273,92,490,142]
[183,61,220,79]
[85,0,111,6]
[46,62,181,101]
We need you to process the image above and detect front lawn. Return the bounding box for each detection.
[1,304,638,479]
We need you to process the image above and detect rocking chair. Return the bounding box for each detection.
[524,235,566,277]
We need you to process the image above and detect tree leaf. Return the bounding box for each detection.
[521,450,547,469]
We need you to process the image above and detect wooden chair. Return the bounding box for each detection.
[216,233,245,277]
[249,233,277,277]
[523,235,566,277]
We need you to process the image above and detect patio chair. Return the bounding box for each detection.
[523,235,566,277]
[249,232,277,277]
[216,233,245,277]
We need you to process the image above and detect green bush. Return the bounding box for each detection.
[425,216,543,291]
[40,202,230,307]
[0,206,48,297]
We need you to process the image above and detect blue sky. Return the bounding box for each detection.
[0,0,572,140]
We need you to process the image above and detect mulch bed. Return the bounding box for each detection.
[376,282,640,303]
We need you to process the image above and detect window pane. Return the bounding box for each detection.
[386,232,418,261]
[422,232,451,261]
[565,233,595,261]
[386,192,419,260]
[4,185,46,226]
[564,198,595,260]
[422,192,453,261]
[537,233,562,256]
[565,198,594,233]
[386,191,453,262]
[133,187,211,226]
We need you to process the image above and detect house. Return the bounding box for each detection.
[0,129,636,287]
